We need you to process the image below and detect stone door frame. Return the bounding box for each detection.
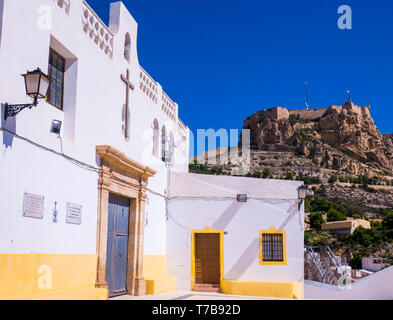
[95,145,156,296]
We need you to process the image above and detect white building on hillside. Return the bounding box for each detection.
[0,0,305,300]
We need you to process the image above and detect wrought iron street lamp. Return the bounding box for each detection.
[4,68,51,120]
[298,185,307,210]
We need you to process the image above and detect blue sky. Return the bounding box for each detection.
[90,0,393,154]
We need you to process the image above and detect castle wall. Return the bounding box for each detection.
[258,107,289,120]
[330,103,371,119]
[274,107,290,120]
[288,108,327,120]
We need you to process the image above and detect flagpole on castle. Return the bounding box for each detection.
[305,82,309,110]
[347,89,351,102]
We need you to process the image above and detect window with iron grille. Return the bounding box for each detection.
[261,233,284,262]
[47,49,65,109]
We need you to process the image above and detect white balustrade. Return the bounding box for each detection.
[162,92,177,122]
[139,67,158,104]
[81,1,113,59]
[53,0,70,13]
[178,119,187,142]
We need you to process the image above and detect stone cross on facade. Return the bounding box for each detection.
[121,69,134,139]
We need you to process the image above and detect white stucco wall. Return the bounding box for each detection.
[0,137,98,254]
[144,167,169,256]
[362,257,389,272]
[0,0,188,255]
[0,0,4,50]
[304,265,393,300]
[166,174,305,289]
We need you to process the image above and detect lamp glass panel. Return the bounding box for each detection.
[298,188,307,199]
[38,74,50,98]
[25,73,40,96]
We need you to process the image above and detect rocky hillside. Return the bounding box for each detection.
[316,183,393,217]
[243,101,393,176]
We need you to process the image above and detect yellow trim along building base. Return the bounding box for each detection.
[221,280,303,299]
[0,254,107,300]
[143,255,176,295]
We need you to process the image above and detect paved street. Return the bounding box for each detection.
[110,290,276,300]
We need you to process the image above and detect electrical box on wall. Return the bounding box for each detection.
[237,194,247,203]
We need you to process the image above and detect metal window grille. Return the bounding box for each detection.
[262,233,283,262]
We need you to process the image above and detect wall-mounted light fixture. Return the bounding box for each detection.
[298,185,307,210]
[50,120,62,135]
[237,194,247,203]
[4,68,51,120]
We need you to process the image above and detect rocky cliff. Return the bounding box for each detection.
[243,101,393,176]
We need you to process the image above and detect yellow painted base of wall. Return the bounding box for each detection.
[222,280,303,299]
[145,277,176,295]
[0,254,107,300]
[143,255,176,295]
[5,287,108,300]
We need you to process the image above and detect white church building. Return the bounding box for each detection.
[0,0,305,300]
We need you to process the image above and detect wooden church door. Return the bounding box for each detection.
[105,193,130,296]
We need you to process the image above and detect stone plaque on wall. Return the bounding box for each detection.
[66,203,82,225]
[23,192,44,219]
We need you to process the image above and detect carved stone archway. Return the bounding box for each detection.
[95,145,156,296]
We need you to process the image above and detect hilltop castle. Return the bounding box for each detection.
[260,100,371,121]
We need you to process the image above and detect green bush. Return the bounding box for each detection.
[327,208,347,222]
[328,175,338,183]
[305,199,311,213]
[381,229,393,240]
[286,172,294,180]
[347,206,365,217]
[318,185,327,196]
[309,211,326,231]
[334,204,347,215]
[370,220,382,229]
[189,163,218,175]
[351,227,385,247]
[262,168,271,179]
[302,176,322,185]
[253,170,262,178]
[383,212,393,229]
[304,231,332,246]
[310,196,332,212]
[349,252,363,269]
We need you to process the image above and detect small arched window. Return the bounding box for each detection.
[124,33,131,62]
[169,132,175,163]
[153,119,159,157]
[161,126,167,161]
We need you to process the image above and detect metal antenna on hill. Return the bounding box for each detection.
[305,82,309,110]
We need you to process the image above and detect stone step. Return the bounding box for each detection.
[193,284,222,293]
